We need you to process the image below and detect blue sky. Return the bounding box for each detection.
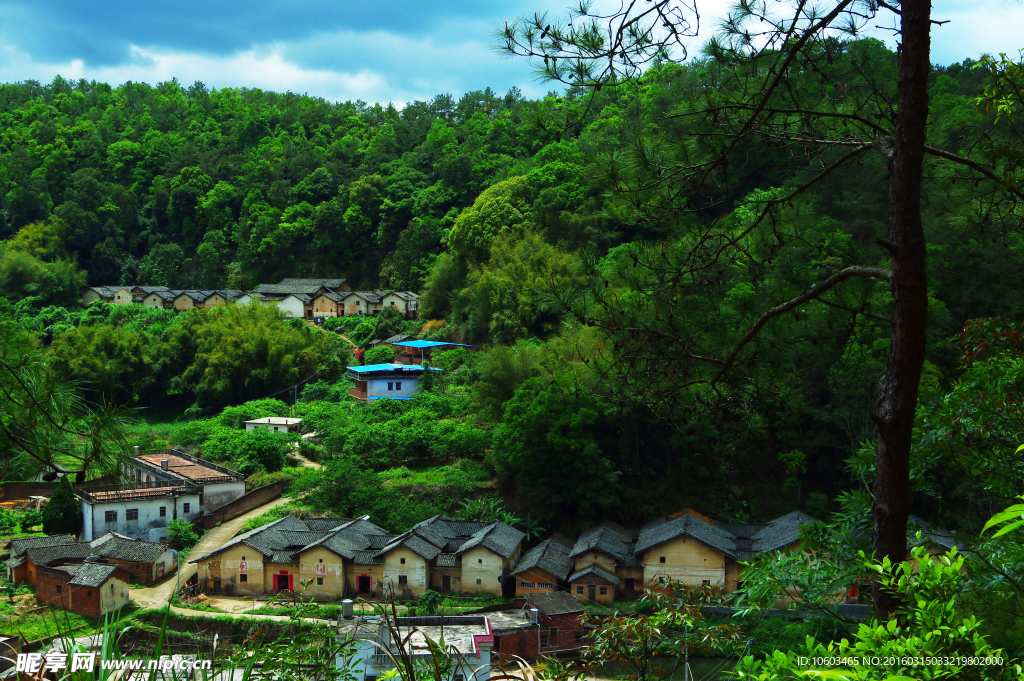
[0,0,1019,106]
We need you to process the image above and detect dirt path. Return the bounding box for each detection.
[290,450,322,469]
[131,495,294,609]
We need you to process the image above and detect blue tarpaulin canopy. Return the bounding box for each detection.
[391,340,474,349]
[348,363,441,372]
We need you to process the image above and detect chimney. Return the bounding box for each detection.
[342,599,354,619]
[161,459,169,471]
[529,608,539,624]
[133,445,141,458]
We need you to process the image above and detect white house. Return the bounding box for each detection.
[277,294,313,318]
[78,486,201,542]
[123,449,247,513]
[336,614,493,681]
[346,364,440,401]
[244,417,302,434]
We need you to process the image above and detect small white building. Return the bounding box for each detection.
[276,294,313,319]
[244,417,303,433]
[79,486,201,542]
[346,364,440,401]
[336,614,493,681]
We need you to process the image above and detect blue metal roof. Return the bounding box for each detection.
[392,340,474,349]
[348,363,425,373]
[368,396,414,400]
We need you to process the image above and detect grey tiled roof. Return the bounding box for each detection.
[256,283,330,295]
[436,553,461,568]
[315,292,348,303]
[568,564,620,586]
[352,550,385,565]
[514,536,574,580]
[217,289,244,300]
[150,290,179,302]
[5,555,25,568]
[289,294,313,304]
[908,515,963,550]
[456,523,524,559]
[635,513,739,558]
[391,291,419,301]
[343,290,385,304]
[303,517,353,532]
[91,536,167,563]
[569,523,636,562]
[524,591,584,616]
[69,562,120,587]
[382,334,415,345]
[278,278,347,289]
[10,534,76,557]
[750,511,816,553]
[27,543,94,566]
[87,286,119,297]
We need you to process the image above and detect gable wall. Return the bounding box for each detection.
[381,547,429,596]
[642,536,726,587]
[298,546,346,598]
[573,551,617,572]
[460,546,507,595]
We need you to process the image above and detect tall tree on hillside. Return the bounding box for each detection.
[500,0,1024,618]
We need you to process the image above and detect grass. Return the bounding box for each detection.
[8,600,141,642]
[238,501,311,534]
[249,603,341,619]
[380,460,491,492]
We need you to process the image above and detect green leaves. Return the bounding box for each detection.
[981,493,1024,539]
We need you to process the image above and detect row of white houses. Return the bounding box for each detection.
[81,278,419,319]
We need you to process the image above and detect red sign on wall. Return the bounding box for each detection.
[239,561,248,574]
[316,563,326,577]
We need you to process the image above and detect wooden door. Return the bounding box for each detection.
[441,575,451,594]
[587,585,596,602]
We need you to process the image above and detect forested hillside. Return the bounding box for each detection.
[2,39,1023,535]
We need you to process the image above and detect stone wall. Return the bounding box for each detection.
[199,481,284,528]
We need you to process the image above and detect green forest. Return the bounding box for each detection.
[4,0,1024,669]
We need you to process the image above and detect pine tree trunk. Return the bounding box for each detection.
[872,0,932,620]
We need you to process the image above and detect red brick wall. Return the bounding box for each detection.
[36,565,130,618]
[493,612,584,659]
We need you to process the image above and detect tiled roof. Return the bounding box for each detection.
[908,515,963,550]
[315,292,348,303]
[286,293,313,304]
[569,523,636,562]
[456,522,525,559]
[26,543,93,566]
[279,278,347,289]
[390,291,419,301]
[10,534,76,557]
[750,511,817,553]
[524,591,584,616]
[217,290,245,300]
[90,535,167,563]
[635,513,738,558]
[303,517,351,532]
[342,290,385,304]
[69,562,120,587]
[87,286,119,297]
[568,564,620,586]
[82,487,195,502]
[436,553,461,568]
[150,290,179,302]
[131,286,171,294]
[136,453,235,483]
[255,283,328,295]
[175,290,218,302]
[382,334,416,345]
[5,555,25,568]
[513,536,574,580]
[352,550,385,565]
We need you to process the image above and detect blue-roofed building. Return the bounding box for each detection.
[347,363,440,401]
[390,340,475,365]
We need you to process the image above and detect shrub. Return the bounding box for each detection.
[172,419,220,446]
[42,476,82,535]
[364,345,395,365]
[245,429,291,473]
[167,518,200,549]
[218,399,289,429]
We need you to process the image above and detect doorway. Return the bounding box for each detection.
[587,585,596,602]
[276,574,289,591]
[624,578,635,594]
[358,575,372,593]
[441,575,451,594]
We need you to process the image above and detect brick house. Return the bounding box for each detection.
[36,560,130,618]
[4,534,77,584]
[88,532,177,583]
[489,591,587,660]
[512,535,574,597]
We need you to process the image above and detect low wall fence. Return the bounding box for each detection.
[197,481,285,529]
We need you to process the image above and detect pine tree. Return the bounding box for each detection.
[42,475,82,536]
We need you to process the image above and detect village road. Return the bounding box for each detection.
[131,495,294,609]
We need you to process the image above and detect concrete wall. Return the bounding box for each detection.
[573,550,617,573]
[570,574,615,603]
[201,481,247,513]
[642,536,726,588]
[199,481,284,527]
[197,543,268,595]
[114,289,133,305]
[460,547,508,596]
[206,294,228,307]
[81,494,201,542]
[347,563,384,596]
[429,565,462,594]
[298,547,346,598]
[173,295,196,311]
[97,574,130,615]
[82,290,109,305]
[366,377,420,399]
[142,293,166,308]
[614,565,644,597]
[381,547,429,597]
[264,561,300,592]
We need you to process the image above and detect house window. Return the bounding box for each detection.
[702,579,711,586]
[659,556,666,563]
[476,579,482,585]
[478,559,482,564]
[576,586,584,594]
[400,558,406,564]
[396,382,402,391]
[126,509,139,521]
[519,582,535,588]
[388,382,394,391]
[540,633,548,648]
[317,577,324,585]
[550,628,558,642]
[183,503,191,513]
[56,585,62,593]
[398,575,408,585]
[159,506,166,517]
[240,574,248,583]
[87,591,92,597]
[105,511,117,523]
[538,582,553,589]
[599,587,607,595]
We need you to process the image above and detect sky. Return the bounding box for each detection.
[0,0,1020,107]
